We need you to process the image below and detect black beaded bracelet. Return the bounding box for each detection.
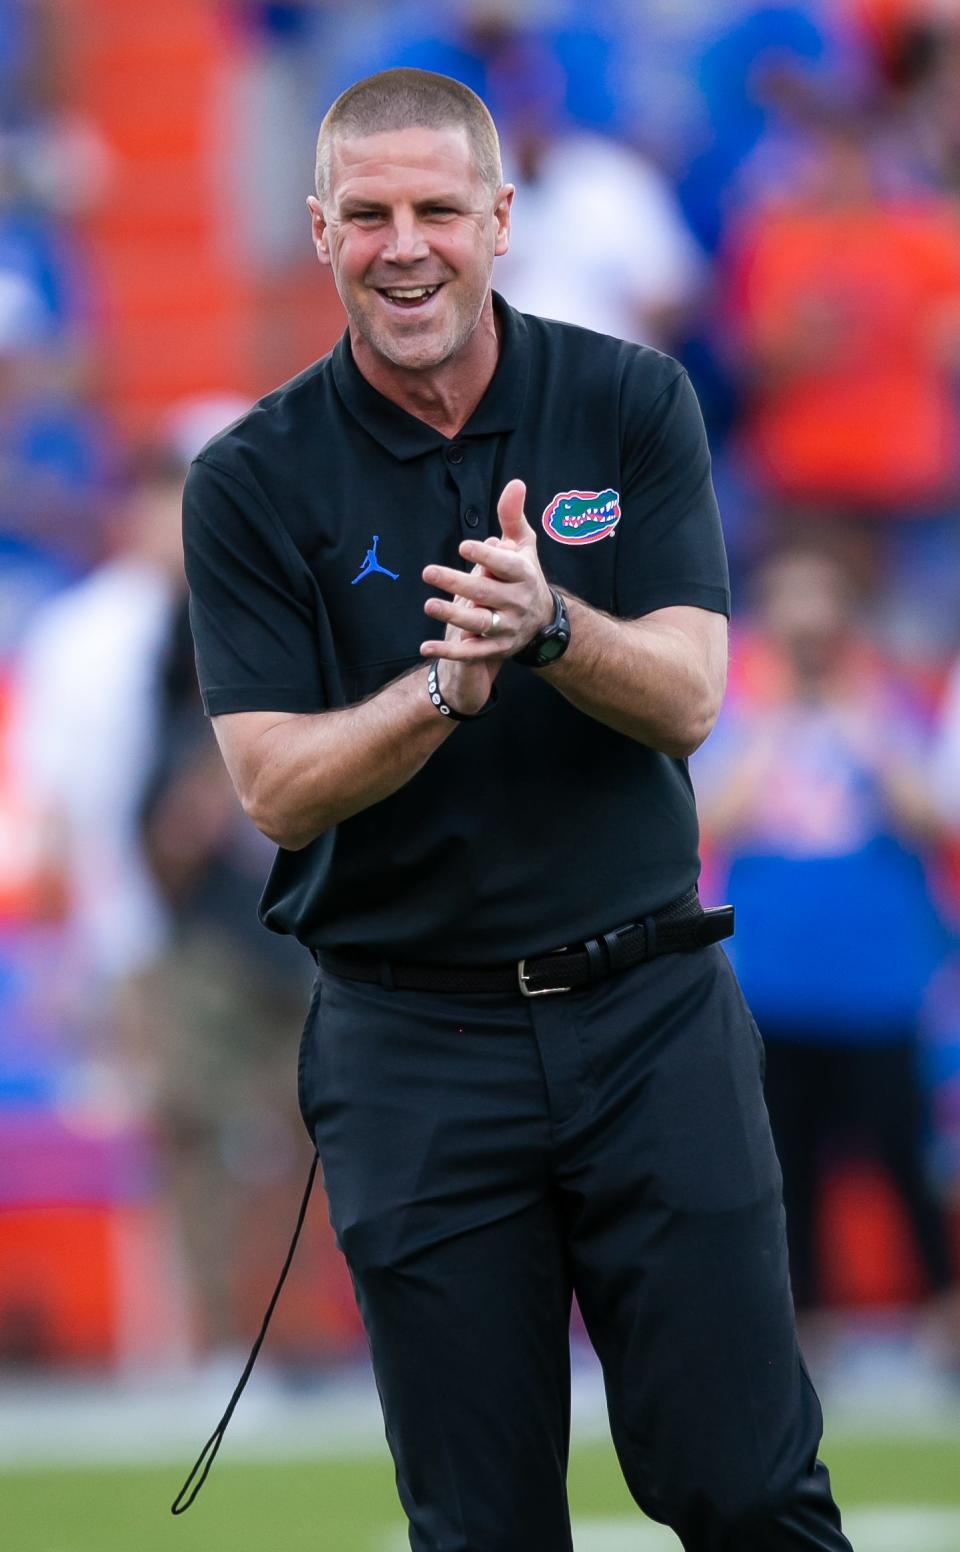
[426,660,499,721]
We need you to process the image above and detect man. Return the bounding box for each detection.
[697,549,955,1330]
[181,68,852,1552]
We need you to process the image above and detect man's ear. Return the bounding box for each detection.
[493,184,515,258]
[306,195,331,266]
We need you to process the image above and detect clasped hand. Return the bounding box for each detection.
[420,478,554,664]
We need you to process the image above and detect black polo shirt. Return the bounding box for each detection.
[182,294,729,963]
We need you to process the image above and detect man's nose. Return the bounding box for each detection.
[382,214,430,264]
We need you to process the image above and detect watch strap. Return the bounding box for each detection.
[513,589,570,668]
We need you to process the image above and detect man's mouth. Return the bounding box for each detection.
[375,283,444,311]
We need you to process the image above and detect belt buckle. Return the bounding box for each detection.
[517,954,572,998]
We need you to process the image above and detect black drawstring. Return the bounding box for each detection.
[171,1149,320,1514]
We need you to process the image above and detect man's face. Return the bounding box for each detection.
[760,555,851,679]
[308,125,512,372]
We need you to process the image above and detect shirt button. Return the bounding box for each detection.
[464,507,480,528]
[447,443,464,464]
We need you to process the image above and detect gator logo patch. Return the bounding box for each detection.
[542,488,621,545]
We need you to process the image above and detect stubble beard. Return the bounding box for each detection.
[348,283,486,373]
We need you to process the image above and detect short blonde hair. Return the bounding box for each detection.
[315,68,503,206]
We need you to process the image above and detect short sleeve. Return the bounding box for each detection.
[182,455,326,717]
[614,364,730,620]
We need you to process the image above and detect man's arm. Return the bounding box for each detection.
[212,565,501,853]
[213,647,500,852]
[184,445,502,853]
[420,480,727,757]
[212,666,452,852]
[535,597,727,757]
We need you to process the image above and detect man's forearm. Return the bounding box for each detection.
[540,596,726,757]
[228,664,457,851]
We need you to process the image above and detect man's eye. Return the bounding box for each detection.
[425,206,456,217]
[352,211,382,224]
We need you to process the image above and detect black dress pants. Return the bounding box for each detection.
[298,944,852,1552]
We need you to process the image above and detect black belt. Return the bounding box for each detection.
[317,890,734,997]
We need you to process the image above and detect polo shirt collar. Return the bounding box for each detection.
[331,291,529,460]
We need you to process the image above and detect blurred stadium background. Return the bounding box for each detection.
[2,0,960,1547]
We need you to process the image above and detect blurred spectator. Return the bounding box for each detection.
[867,2,960,199]
[933,650,960,831]
[696,549,956,1322]
[7,449,186,987]
[0,0,109,334]
[496,105,704,350]
[676,0,842,252]
[223,3,326,270]
[130,596,314,1353]
[721,103,960,652]
[334,1,625,136]
[0,0,113,611]
[928,652,960,1192]
[0,319,111,583]
[725,107,960,513]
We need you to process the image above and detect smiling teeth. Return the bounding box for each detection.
[383,286,439,300]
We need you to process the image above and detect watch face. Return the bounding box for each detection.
[537,634,568,663]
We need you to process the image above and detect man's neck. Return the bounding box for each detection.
[350,296,501,440]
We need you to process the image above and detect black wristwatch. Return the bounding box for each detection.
[513,589,571,668]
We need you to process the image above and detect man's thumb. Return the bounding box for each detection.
[497,478,529,542]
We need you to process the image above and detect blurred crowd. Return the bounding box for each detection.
[1,0,960,1373]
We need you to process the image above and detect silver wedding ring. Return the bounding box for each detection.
[480,609,502,638]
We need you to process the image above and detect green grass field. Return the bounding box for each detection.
[3,1434,959,1552]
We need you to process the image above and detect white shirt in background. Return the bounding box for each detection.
[495,133,704,347]
[10,557,177,982]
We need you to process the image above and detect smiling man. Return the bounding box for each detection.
[180,68,852,1552]
[307,114,506,384]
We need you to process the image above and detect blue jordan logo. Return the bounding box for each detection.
[351,533,400,585]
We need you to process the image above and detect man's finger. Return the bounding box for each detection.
[424,597,506,634]
[457,539,525,580]
[419,637,502,661]
[422,564,501,605]
[496,478,530,545]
